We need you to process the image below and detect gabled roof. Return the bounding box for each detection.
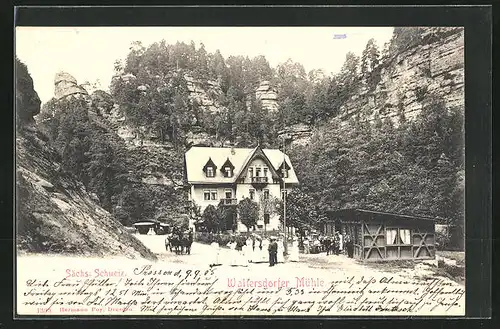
[203,157,217,171]
[220,157,235,171]
[235,145,281,181]
[185,146,299,184]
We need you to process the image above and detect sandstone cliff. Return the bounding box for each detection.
[54,71,89,100]
[340,27,464,124]
[16,62,156,259]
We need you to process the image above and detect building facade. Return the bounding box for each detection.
[184,145,299,232]
[324,209,436,261]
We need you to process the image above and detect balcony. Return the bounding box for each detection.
[251,176,268,188]
[220,198,238,206]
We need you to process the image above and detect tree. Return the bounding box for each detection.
[361,38,380,76]
[338,52,360,87]
[217,205,237,232]
[237,198,259,231]
[279,189,320,234]
[202,205,220,233]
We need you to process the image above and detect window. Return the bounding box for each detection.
[263,189,269,200]
[206,167,214,177]
[224,167,233,177]
[386,229,398,245]
[249,168,253,178]
[386,228,411,245]
[263,167,268,177]
[400,229,411,244]
[210,191,217,200]
[255,168,261,177]
[281,189,288,199]
[204,191,211,201]
[225,190,232,199]
[249,189,255,200]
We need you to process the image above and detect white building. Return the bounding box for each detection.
[184,145,299,232]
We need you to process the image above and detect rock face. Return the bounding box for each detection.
[16,59,41,123]
[278,124,313,147]
[339,27,464,125]
[185,75,224,113]
[54,72,89,100]
[16,67,156,259]
[16,129,156,259]
[255,81,279,112]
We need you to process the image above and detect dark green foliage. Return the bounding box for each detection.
[38,96,190,226]
[361,38,380,76]
[218,205,237,232]
[289,94,464,226]
[238,198,259,231]
[110,41,374,148]
[201,205,220,233]
[279,189,321,233]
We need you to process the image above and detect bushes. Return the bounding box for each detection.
[196,232,231,247]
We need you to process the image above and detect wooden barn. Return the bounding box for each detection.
[324,209,436,261]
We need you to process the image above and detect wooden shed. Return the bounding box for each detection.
[324,209,436,261]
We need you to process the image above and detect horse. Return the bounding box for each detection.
[181,231,193,255]
[165,233,175,252]
[169,233,184,254]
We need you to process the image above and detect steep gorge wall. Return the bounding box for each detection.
[340,27,464,124]
[16,63,156,259]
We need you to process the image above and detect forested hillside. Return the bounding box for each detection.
[16,58,156,258]
[26,26,463,235]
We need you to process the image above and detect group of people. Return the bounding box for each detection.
[301,231,355,258]
[210,234,300,267]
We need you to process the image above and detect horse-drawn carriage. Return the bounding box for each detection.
[165,229,194,255]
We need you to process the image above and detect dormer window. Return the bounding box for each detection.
[221,157,235,178]
[203,157,218,178]
[278,161,291,179]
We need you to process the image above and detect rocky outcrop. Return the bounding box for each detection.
[255,81,279,112]
[339,27,464,125]
[16,129,156,259]
[185,75,225,114]
[54,72,89,100]
[16,67,156,259]
[16,59,41,124]
[278,124,313,147]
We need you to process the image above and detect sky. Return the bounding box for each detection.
[15,26,394,104]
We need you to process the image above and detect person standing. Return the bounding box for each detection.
[210,240,220,266]
[289,237,300,262]
[303,238,310,254]
[277,237,285,263]
[261,237,270,262]
[345,234,354,258]
[268,237,278,266]
[228,237,238,266]
[244,236,253,263]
